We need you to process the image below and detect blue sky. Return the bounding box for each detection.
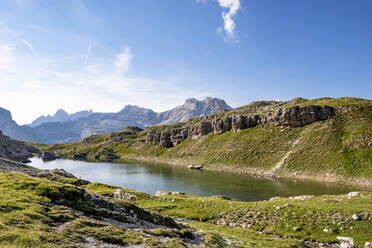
[0,0,371,124]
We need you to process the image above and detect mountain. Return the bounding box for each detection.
[159,97,231,124]
[42,97,372,187]
[29,109,93,127]
[0,97,231,144]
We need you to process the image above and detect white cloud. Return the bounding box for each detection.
[114,46,132,75]
[0,21,35,55]
[0,43,203,125]
[217,0,241,39]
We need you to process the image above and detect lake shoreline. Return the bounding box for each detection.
[29,156,359,202]
[112,155,372,190]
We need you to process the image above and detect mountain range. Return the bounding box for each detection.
[0,97,231,144]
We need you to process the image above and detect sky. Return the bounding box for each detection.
[0,0,371,124]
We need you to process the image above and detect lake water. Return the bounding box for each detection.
[30,157,357,202]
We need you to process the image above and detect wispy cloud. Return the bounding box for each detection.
[84,42,94,64]
[114,46,132,75]
[217,0,241,40]
[0,21,35,55]
[0,42,203,124]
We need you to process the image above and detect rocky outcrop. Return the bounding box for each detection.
[40,151,57,160]
[145,106,334,148]
[0,130,37,162]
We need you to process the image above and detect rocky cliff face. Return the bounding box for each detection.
[0,130,38,162]
[145,106,334,148]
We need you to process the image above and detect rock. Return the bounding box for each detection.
[51,169,75,178]
[289,195,314,201]
[351,214,360,220]
[144,105,334,148]
[269,196,280,201]
[348,192,361,198]
[41,151,56,161]
[188,165,203,170]
[73,153,87,160]
[293,227,301,231]
[365,242,371,248]
[323,228,333,234]
[73,178,90,186]
[155,191,184,196]
[337,237,354,248]
[36,171,53,178]
[113,189,136,200]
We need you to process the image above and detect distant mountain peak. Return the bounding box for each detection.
[29,109,92,128]
[159,97,231,125]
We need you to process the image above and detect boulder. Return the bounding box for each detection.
[41,151,56,160]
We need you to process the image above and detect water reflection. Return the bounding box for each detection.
[29,157,356,202]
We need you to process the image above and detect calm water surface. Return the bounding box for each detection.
[30,157,357,202]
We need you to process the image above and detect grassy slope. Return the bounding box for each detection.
[85,182,372,247]
[0,172,198,248]
[0,172,310,247]
[37,97,372,185]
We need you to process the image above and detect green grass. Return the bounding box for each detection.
[85,182,372,247]
[0,173,196,247]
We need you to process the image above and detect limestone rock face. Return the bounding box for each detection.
[144,106,335,148]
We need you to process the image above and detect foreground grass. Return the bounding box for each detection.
[1,172,318,247]
[86,183,372,247]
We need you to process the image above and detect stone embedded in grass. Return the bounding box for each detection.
[289,195,314,201]
[113,189,136,200]
[351,214,360,221]
[348,192,361,199]
[155,191,185,196]
[337,236,354,248]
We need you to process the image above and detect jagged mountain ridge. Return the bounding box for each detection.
[0,97,231,144]
[29,109,93,127]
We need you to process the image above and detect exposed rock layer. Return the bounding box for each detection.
[144,106,334,148]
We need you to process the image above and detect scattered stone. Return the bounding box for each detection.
[155,191,185,196]
[293,227,301,231]
[289,195,314,201]
[337,237,354,248]
[113,189,136,201]
[323,228,333,234]
[365,242,371,248]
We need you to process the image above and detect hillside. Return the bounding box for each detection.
[39,97,372,187]
[0,97,231,144]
